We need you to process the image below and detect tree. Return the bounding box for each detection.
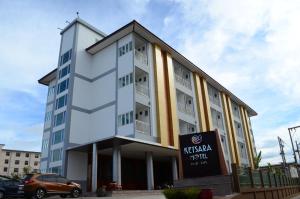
[23,166,31,175]
[253,151,262,169]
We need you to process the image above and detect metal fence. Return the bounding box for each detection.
[231,163,300,199]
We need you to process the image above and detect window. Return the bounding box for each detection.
[208,84,220,106]
[14,168,18,173]
[231,102,240,119]
[51,167,62,175]
[4,159,8,164]
[54,111,66,126]
[238,142,247,159]
[44,111,52,122]
[15,160,19,165]
[3,167,7,172]
[25,161,29,165]
[48,86,55,97]
[60,49,72,66]
[35,154,39,158]
[42,139,49,150]
[56,176,68,183]
[235,121,244,138]
[118,73,133,88]
[34,161,38,166]
[42,174,57,182]
[52,129,64,144]
[59,64,70,79]
[25,153,29,158]
[57,79,69,94]
[211,108,224,130]
[118,111,134,127]
[16,152,20,157]
[221,135,228,154]
[51,149,62,162]
[55,94,68,110]
[6,152,10,156]
[118,41,133,57]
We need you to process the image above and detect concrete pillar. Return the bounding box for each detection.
[92,143,98,192]
[112,146,121,185]
[172,156,178,181]
[146,152,154,190]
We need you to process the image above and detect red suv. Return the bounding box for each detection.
[23,173,81,199]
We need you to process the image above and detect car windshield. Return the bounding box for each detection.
[22,174,34,182]
[0,176,10,181]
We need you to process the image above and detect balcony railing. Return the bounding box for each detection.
[135,120,150,135]
[135,83,149,97]
[135,50,148,67]
[175,73,192,90]
[178,102,194,116]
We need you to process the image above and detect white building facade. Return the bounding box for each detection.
[39,18,257,191]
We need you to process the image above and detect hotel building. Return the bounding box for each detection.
[39,18,257,191]
[0,144,40,176]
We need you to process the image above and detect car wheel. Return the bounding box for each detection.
[60,194,67,198]
[35,188,46,199]
[0,191,4,199]
[71,188,80,198]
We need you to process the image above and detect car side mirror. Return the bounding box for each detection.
[66,181,72,185]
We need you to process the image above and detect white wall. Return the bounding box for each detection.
[91,43,116,78]
[75,24,104,78]
[61,25,75,55]
[69,105,116,144]
[117,34,134,136]
[67,151,87,180]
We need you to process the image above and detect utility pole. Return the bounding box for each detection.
[296,141,300,161]
[288,125,300,164]
[278,136,287,168]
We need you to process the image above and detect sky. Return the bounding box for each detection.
[0,0,300,166]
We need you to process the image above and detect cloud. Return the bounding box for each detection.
[162,0,300,164]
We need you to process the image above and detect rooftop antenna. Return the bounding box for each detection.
[76,11,80,18]
[65,20,70,24]
[57,27,63,31]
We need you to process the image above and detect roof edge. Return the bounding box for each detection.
[38,68,57,86]
[60,17,106,37]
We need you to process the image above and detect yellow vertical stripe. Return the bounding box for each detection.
[200,78,213,131]
[226,96,241,165]
[240,107,254,168]
[193,73,207,132]
[152,44,170,147]
[165,53,179,149]
[221,93,237,164]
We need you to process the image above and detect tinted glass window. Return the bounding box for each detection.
[22,174,33,182]
[56,176,68,183]
[42,175,57,182]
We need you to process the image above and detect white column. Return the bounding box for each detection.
[113,146,121,185]
[146,152,154,190]
[172,156,178,181]
[92,143,98,192]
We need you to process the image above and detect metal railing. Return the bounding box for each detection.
[135,120,150,135]
[134,50,148,67]
[135,83,149,97]
[177,102,194,116]
[175,73,192,90]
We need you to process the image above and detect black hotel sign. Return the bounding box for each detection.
[179,131,223,178]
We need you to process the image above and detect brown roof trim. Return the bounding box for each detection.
[86,20,257,116]
[38,68,57,86]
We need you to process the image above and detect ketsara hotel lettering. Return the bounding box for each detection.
[179,131,222,178]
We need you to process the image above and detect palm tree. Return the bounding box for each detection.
[253,151,262,169]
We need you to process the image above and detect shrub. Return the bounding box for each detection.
[163,187,200,199]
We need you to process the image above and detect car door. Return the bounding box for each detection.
[55,176,72,193]
[42,175,59,193]
[3,180,19,196]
